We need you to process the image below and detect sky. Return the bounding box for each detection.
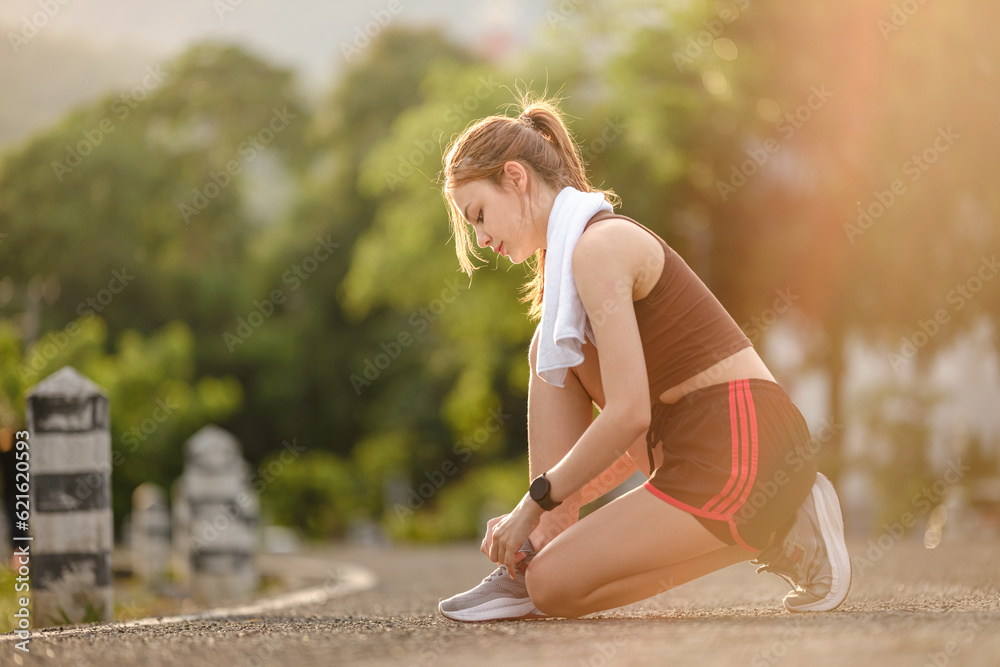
[0,0,535,84]
[0,0,543,147]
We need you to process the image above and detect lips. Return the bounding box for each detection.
[498,242,506,258]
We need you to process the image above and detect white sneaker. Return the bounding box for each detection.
[753,473,852,612]
[438,540,547,622]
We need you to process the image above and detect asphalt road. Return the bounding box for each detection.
[3,537,999,667]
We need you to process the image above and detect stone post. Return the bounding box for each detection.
[25,367,113,626]
[176,425,258,603]
[170,476,190,587]
[130,483,170,587]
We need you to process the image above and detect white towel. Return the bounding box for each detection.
[534,186,613,387]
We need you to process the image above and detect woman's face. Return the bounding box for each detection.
[450,164,541,265]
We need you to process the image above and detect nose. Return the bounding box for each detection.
[473,225,492,250]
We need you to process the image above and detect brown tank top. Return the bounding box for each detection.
[583,210,752,402]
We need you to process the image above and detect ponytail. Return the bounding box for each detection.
[442,93,617,320]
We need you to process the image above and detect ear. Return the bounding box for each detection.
[502,161,530,193]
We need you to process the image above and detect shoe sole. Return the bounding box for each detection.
[438,597,547,622]
[784,473,852,612]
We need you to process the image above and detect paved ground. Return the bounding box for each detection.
[3,537,1000,666]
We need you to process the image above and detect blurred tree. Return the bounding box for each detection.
[0,43,309,337]
[226,27,479,469]
[258,450,365,540]
[2,1,996,542]
[0,316,241,535]
[0,43,308,465]
[853,382,938,527]
[344,62,536,464]
[537,0,1000,485]
[717,0,1000,480]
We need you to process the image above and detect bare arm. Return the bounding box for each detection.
[483,220,657,575]
[542,221,655,506]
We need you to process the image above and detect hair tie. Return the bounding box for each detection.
[519,113,536,129]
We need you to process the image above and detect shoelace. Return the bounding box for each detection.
[754,540,827,593]
[754,549,802,590]
[481,551,535,583]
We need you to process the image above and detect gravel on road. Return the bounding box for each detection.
[4,538,999,667]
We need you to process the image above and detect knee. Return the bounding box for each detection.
[524,550,586,619]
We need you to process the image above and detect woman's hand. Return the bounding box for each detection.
[483,492,545,578]
[480,513,509,559]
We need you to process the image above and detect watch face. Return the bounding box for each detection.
[530,475,548,501]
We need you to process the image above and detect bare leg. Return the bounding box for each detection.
[526,483,757,618]
[526,335,650,551]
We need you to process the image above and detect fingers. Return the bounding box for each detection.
[479,524,496,560]
[483,514,510,558]
[487,531,505,568]
[481,515,504,557]
[491,534,521,579]
[484,513,521,568]
[481,521,496,557]
[504,547,517,579]
[508,552,526,580]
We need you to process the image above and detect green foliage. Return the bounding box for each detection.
[1,3,998,543]
[389,460,528,542]
[853,382,938,528]
[0,316,242,533]
[258,451,368,540]
[0,42,310,345]
[344,60,540,440]
[0,565,20,634]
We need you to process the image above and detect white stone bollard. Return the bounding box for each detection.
[130,483,170,587]
[176,425,258,603]
[25,367,113,627]
[170,476,190,587]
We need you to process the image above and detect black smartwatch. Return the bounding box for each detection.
[529,472,561,511]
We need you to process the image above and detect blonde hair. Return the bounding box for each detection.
[442,94,618,320]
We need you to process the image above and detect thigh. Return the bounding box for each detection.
[525,483,748,615]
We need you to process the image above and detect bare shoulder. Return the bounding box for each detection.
[575,216,661,257]
[572,217,664,297]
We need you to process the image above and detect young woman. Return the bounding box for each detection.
[437,97,851,621]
